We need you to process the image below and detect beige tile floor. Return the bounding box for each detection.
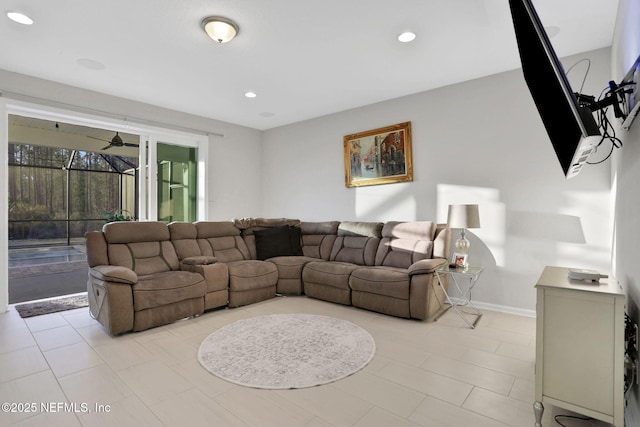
[0,296,612,426]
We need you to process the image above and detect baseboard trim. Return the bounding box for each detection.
[449,298,536,318]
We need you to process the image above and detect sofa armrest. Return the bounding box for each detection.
[89,265,138,284]
[181,256,217,266]
[407,258,447,276]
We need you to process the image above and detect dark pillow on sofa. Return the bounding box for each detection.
[254,225,302,260]
[288,226,303,256]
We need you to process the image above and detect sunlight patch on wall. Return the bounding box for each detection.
[508,211,585,243]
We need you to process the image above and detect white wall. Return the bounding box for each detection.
[262,47,614,313]
[611,0,640,424]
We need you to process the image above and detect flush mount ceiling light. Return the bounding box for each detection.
[7,11,34,25]
[397,31,416,43]
[201,16,239,43]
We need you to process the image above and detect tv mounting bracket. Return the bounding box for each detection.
[576,80,635,118]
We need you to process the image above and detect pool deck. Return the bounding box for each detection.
[9,260,87,279]
[8,246,89,303]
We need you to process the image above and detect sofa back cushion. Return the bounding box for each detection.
[168,222,201,260]
[375,221,436,268]
[433,223,451,260]
[102,221,180,276]
[300,221,340,260]
[330,221,383,265]
[86,230,109,267]
[195,221,251,262]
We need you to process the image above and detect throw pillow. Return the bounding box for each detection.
[254,225,303,259]
[288,226,303,256]
[254,225,295,260]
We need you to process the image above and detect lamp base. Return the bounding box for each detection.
[454,229,470,266]
[455,229,470,254]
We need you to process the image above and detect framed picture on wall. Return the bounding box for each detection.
[343,121,413,187]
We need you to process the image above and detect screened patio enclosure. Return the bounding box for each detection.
[8,115,139,249]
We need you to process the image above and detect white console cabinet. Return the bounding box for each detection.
[534,266,625,427]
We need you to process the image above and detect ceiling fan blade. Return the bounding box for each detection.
[101,144,112,150]
[87,135,111,143]
[123,143,139,147]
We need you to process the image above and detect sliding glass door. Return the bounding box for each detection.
[157,142,197,223]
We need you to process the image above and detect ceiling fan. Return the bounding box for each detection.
[88,131,139,150]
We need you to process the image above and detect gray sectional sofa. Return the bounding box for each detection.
[85,218,451,335]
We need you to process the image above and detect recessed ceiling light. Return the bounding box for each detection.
[7,12,33,25]
[398,32,416,43]
[244,91,257,98]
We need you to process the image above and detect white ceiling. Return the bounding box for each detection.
[0,0,619,130]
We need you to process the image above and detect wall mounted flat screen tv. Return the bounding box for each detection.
[508,0,603,179]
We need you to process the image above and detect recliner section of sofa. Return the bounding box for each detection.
[86,221,206,335]
[193,221,279,308]
[349,221,448,319]
[86,218,450,335]
[303,221,383,306]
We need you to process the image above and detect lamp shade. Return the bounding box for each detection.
[201,16,239,43]
[447,204,480,229]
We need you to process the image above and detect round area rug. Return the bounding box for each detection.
[197,313,376,389]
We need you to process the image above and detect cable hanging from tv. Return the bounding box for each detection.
[567,59,630,165]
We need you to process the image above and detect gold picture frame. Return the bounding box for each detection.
[343,121,413,187]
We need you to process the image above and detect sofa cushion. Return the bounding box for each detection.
[133,270,206,311]
[194,221,253,262]
[181,256,217,266]
[330,221,382,265]
[226,260,279,291]
[104,221,170,243]
[407,258,447,275]
[375,221,436,268]
[300,221,339,260]
[85,231,109,267]
[337,221,384,238]
[107,240,180,276]
[89,265,137,284]
[254,225,303,260]
[349,267,410,299]
[102,221,181,275]
[169,222,202,260]
[302,261,359,291]
[267,255,320,295]
[195,221,241,238]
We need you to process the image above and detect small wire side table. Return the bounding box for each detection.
[434,263,484,329]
